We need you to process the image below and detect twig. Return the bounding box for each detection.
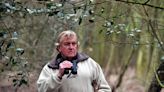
[115,0,164,10]
[143,6,164,51]
[112,48,135,92]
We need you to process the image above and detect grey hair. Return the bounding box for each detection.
[55,30,79,46]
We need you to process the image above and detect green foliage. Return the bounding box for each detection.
[0,29,29,90]
[13,73,28,87]
[0,0,164,91]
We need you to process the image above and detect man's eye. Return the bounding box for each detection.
[63,42,77,46]
[72,42,77,45]
[64,43,70,46]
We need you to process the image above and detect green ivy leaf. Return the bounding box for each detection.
[99,30,103,34]
[6,41,14,52]
[101,7,104,13]
[0,3,7,12]
[0,31,7,38]
[89,19,94,23]
[0,40,5,47]
[89,9,94,15]
[10,56,17,65]
[13,79,17,83]
[16,48,24,55]
[78,16,82,25]
[18,79,28,86]
[46,2,53,9]
[0,32,4,37]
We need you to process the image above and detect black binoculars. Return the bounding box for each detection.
[64,60,77,75]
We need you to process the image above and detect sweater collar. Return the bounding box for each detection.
[48,52,89,69]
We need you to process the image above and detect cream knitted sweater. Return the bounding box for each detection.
[37,57,111,92]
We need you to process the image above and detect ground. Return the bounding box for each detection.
[0,67,163,92]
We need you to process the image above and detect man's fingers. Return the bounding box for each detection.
[60,61,73,69]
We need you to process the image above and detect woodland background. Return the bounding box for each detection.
[0,0,164,92]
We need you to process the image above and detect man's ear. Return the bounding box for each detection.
[55,43,60,52]
[77,42,80,49]
[56,46,60,52]
[78,41,80,45]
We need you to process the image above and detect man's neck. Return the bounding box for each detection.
[60,54,77,61]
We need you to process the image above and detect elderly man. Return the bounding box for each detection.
[37,30,111,92]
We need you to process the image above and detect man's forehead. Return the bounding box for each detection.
[60,35,77,42]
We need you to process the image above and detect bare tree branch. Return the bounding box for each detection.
[115,0,164,10]
[144,0,150,4]
[142,6,164,51]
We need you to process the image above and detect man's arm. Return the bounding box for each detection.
[93,62,112,92]
[37,64,62,92]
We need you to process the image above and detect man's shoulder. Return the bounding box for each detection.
[83,57,99,66]
[77,52,89,62]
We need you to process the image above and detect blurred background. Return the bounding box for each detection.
[0,0,164,92]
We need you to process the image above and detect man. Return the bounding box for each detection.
[37,30,111,92]
[148,56,164,92]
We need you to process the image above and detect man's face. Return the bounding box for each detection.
[58,35,78,59]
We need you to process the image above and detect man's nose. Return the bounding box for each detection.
[69,43,74,48]
[68,43,76,48]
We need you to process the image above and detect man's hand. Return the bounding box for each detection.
[57,60,73,79]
